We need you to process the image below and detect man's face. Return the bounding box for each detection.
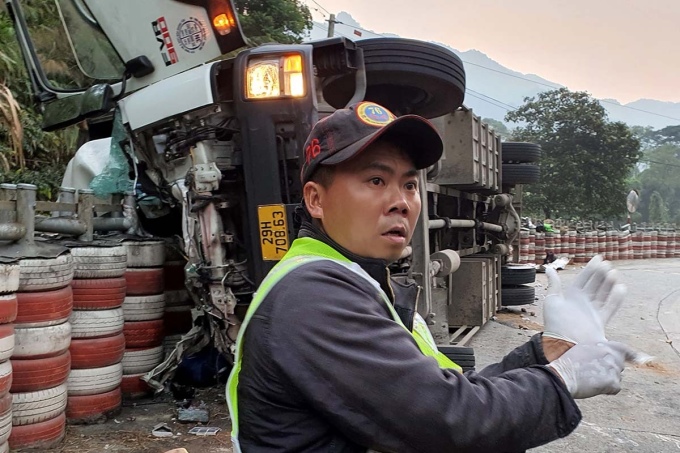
[305,140,422,262]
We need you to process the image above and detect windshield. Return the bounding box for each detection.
[20,0,124,91]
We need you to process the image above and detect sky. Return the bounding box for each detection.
[302,0,680,104]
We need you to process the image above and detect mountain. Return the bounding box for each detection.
[305,13,680,130]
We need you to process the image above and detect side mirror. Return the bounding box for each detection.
[42,84,115,132]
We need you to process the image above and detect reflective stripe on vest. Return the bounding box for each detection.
[226,237,461,451]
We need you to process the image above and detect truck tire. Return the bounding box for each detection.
[69,332,125,369]
[0,395,10,444]
[66,363,123,396]
[18,254,74,292]
[12,383,67,426]
[0,361,12,397]
[122,294,165,321]
[125,268,164,296]
[0,326,13,362]
[501,264,537,286]
[123,319,164,348]
[10,352,71,393]
[13,322,71,359]
[71,277,126,310]
[66,387,122,424]
[0,295,17,324]
[322,38,465,118]
[437,345,475,371]
[70,246,127,279]
[121,346,164,374]
[124,241,166,268]
[120,373,153,399]
[8,412,65,450]
[15,286,73,328]
[501,142,542,163]
[69,308,124,339]
[502,164,540,185]
[165,289,191,308]
[0,263,19,294]
[501,285,536,306]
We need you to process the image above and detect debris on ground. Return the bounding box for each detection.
[178,401,210,423]
[152,423,175,438]
[189,427,221,436]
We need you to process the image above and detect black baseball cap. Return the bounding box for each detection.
[301,102,443,183]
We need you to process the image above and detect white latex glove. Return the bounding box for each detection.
[544,255,653,365]
[544,255,624,344]
[548,341,631,399]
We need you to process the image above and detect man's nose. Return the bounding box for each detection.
[388,189,410,215]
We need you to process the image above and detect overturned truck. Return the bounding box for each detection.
[3,0,535,388]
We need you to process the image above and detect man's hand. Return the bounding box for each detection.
[543,255,653,365]
[544,255,624,344]
[548,341,632,399]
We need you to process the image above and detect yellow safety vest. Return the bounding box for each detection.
[226,237,461,452]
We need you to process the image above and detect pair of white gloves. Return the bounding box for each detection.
[542,255,652,399]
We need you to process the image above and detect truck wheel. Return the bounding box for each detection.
[12,383,68,425]
[502,164,540,185]
[501,264,536,285]
[322,38,465,118]
[501,142,542,163]
[0,264,19,294]
[437,345,475,370]
[8,412,65,450]
[501,286,536,306]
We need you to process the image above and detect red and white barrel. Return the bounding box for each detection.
[651,231,658,258]
[584,232,595,260]
[545,233,555,258]
[528,232,536,264]
[658,231,667,258]
[535,233,545,265]
[632,232,643,259]
[643,232,652,259]
[519,231,530,264]
[553,232,561,255]
[568,231,576,263]
[575,233,586,264]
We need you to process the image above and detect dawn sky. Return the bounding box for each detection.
[304,0,680,104]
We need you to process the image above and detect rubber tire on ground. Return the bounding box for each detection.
[13,322,71,359]
[124,241,166,268]
[124,319,164,348]
[0,394,11,444]
[122,294,165,321]
[18,254,74,292]
[71,277,126,310]
[165,290,191,308]
[12,383,67,426]
[125,268,164,296]
[122,346,164,374]
[501,142,542,164]
[69,332,126,369]
[501,264,537,286]
[0,361,11,397]
[163,334,183,360]
[66,387,122,425]
[0,264,19,294]
[11,351,71,393]
[69,308,124,339]
[0,326,13,362]
[437,346,475,368]
[322,38,466,119]
[70,246,127,279]
[501,285,536,307]
[502,164,541,185]
[120,373,153,399]
[8,412,66,451]
[67,363,123,396]
[0,295,17,324]
[15,286,73,328]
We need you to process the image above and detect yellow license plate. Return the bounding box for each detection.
[257,204,289,261]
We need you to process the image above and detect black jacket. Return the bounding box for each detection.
[237,222,581,453]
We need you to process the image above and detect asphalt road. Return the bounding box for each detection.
[471,258,680,453]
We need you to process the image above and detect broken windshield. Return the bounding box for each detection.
[20,0,124,91]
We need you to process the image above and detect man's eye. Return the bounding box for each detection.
[405,182,418,190]
[370,178,383,186]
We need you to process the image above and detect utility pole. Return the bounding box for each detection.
[327,13,336,37]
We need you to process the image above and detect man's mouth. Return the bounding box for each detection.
[382,225,407,238]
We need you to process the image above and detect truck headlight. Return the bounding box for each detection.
[246,54,305,99]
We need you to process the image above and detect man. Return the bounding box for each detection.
[227,102,630,452]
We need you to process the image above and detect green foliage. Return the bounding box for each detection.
[506,88,642,220]
[633,144,680,223]
[648,191,668,223]
[234,0,312,45]
[482,117,510,138]
[0,3,78,200]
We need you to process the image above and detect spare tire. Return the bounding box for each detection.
[501,142,542,163]
[502,164,540,185]
[501,264,536,286]
[501,285,536,306]
[322,38,465,118]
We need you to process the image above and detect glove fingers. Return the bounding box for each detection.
[603,340,639,365]
[573,254,604,290]
[582,261,613,300]
[597,281,625,324]
[545,267,563,297]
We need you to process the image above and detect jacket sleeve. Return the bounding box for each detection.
[474,334,550,378]
[268,262,581,453]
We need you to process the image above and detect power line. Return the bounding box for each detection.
[641,159,680,169]
[307,0,330,16]
[467,89,517,111]
[466,92,513,112]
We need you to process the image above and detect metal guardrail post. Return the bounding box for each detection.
[77,189,94,242]
[56,187,77,217]
[0,184,16,224]
[16,184,37,245]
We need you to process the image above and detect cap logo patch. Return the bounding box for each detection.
[305,138,321,164]
[356,102,395,127]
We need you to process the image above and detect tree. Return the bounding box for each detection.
[648,191,669,223]
[635,144,680,223]
[234,0,312,45]
[505,88,642,220]
[482,118,510,138]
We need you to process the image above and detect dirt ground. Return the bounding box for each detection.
[57,387,233,453]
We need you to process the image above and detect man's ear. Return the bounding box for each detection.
[303,182,324,220]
